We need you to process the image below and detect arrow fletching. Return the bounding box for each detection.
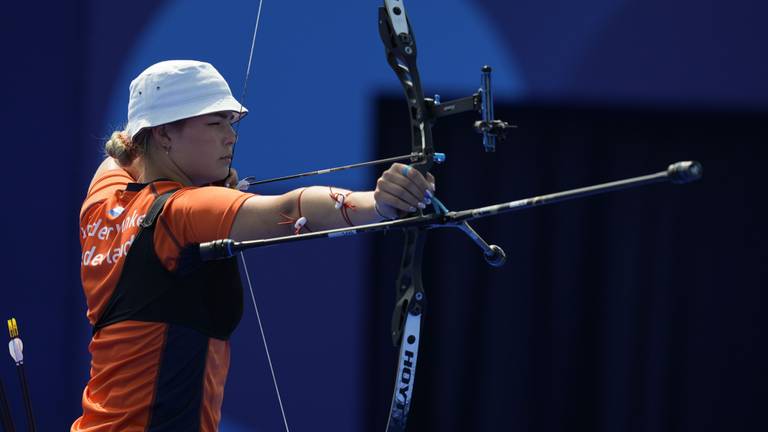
[7,318,23,365]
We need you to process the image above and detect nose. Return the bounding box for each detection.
[224,122,237,146]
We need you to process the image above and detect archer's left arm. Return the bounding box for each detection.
[296,163,436,228]
[229,163,435,240]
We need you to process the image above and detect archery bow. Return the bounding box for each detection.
[216,2,703,431]
[377,2,512,428]
[227,1,514,430]
[376,2,456,429]
[230,0,509,429]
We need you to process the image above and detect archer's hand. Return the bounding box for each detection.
[374,163,436,220]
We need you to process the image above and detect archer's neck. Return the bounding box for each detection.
[139,154,195,186]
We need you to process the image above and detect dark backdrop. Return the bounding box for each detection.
[0,0,766,430]
[367,98,767,431]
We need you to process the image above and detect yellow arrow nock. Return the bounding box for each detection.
[7,317,18,339]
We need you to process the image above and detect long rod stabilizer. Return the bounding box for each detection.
[197,160,702,262]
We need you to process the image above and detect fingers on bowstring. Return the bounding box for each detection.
[225,168,239,189]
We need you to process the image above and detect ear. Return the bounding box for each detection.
[150,125,172,150]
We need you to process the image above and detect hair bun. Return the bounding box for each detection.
[105,130,137,166]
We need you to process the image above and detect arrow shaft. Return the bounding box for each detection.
[246,154,417,186]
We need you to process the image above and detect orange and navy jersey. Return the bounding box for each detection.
[72,167,253,432]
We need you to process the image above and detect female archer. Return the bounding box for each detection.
[72,60,435,431]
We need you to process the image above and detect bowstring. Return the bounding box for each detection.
[240,252,291,432]
[236,1,291,431]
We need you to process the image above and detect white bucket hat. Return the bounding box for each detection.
[126,60,247,139]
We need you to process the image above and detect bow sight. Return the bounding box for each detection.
[426,65,516,153]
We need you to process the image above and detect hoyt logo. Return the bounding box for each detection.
[394,333,418,413]
[396,349,415,410]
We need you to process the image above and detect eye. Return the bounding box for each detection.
[207,121,221,126]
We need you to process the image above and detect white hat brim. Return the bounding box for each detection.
[128,95,247,139]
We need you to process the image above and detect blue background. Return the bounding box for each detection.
[0,0,765,430]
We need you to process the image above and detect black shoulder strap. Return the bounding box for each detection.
[92,189,178,334]
[92,186,244,340]
[142,189,177,229]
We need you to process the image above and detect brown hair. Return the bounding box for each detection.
[104,119,186,166]
[104,129,150,167]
